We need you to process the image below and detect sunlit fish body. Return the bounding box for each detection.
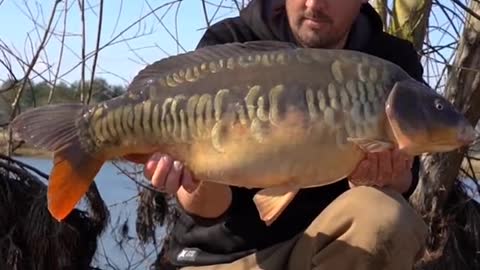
[9,41,476,225]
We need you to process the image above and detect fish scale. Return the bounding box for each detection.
[9,40,474,226]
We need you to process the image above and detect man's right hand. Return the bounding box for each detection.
[142,152,232,218]
[143,153,199,194]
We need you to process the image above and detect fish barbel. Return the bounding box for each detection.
[9,41,476,225]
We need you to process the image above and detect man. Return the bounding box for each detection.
[143,0,428,269]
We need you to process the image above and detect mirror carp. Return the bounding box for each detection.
[9,41,476,225]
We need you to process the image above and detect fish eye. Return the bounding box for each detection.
[434,100,444,110]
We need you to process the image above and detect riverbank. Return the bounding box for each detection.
[7,147,52,159]
[0,130,52,159]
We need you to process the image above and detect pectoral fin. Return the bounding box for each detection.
[347,138,394,152]
[253,187,299,226]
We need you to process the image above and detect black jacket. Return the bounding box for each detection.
[165,1,424,267]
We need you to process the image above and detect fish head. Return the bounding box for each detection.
[385,79,476,155]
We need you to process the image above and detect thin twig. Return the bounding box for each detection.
[78,0,86,103]
[86,0,104,105]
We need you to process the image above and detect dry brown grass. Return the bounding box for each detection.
[0,154,105,269]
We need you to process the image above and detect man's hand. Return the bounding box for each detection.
[142,152,232,218]
[143,153,199,194]
[348,149,414,194]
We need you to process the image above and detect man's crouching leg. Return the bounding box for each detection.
[288,186,428,270]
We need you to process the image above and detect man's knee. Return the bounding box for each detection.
[290,186,428,270]
[328,186,428,249]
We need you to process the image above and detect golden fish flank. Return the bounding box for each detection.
[186,94,199,138]
[317,89,327,111]
[125,104,135,138]
[306,88,319,120]
[90,106,105,144]
[90,77,387,155]
[152,103,162,139]
[198,94,214,138]
[246,85,261,120]
[140,100,152,138]
[328,83,340,111]
[114,106,125,138]
[357,82,367,103]
[339,86,351,109]
[170,95,187,141]
[331,60,344,83]
[185,66,201,82]
[357,62,369,82]
[294,49,315,64]
[369,66,378,82]
[235,102,248,125]
[214,89,230,121]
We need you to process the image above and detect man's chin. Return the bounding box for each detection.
[297,33,332,48]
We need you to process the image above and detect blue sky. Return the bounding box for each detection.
[0,0,241,87]
[0,0,463,89]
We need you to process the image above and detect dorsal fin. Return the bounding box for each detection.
[126,41,298,93]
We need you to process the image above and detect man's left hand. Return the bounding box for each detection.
[348,149,414,194]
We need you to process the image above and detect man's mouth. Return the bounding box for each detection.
[302,14,331,27]
[303,18,328,29]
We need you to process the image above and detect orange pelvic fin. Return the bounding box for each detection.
[253,186,299,226]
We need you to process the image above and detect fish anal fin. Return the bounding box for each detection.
[48,148,105,222]
[347,137,394,153]
[253,187,299,226]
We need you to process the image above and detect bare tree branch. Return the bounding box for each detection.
[86,0,104,105]
[48,0,68,104]
[78,0,86,103]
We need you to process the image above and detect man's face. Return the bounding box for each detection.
[286,0,366,48]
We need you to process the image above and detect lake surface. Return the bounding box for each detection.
[15,156,164,270]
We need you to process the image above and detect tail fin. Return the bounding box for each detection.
[10,103,106,221]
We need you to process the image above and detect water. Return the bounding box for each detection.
[15,156,164,270]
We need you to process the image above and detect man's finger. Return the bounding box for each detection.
[143,153,166,179]
[349,161,370,185]
[164,160,183,194]
[350,160,367,179]
[144,160,157,180]
[377,151,392,184]
[151,156,173,191]
[366,152,379,183]
[182,169,199,193]
[392,150,413,175]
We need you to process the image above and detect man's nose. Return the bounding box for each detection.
[305,0,327,10]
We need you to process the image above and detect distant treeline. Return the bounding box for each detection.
[0,77,126,110]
